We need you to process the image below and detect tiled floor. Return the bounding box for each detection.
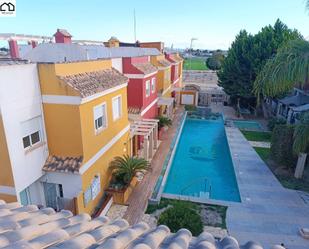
[123,106,184,224]
[226,127,309,249]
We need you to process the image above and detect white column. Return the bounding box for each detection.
[148,132,153,159]
[143,136,149,161]
[153,124,158,149]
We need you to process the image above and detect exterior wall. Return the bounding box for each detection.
[112,58,123,73]
[79,87,130,162]
[0,115,15,189]
[80,133,129,214]
[139,42,164,52]
[127,78,144,108]
[141,103,158,119]
[0,64,48,201]
[142,75,158,110]
[180,91,197,105]
[43,104,83,157]
[122,57,148,74]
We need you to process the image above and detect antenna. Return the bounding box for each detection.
[133,9,137,42]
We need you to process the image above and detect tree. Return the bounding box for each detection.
[109,155,149,185]
[206,52,224,70]
[254,39,309,101]
[218,19,301,106]
[293,113,309,178]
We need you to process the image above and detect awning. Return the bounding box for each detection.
[158,97,174,106]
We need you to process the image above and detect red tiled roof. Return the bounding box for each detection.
[128,106,142,115]
[133,63,157,75]
[58,68,128,98]
[43,155,83,173]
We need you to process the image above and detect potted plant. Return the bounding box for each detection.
[157,116,172,139]
[107,155,149,204]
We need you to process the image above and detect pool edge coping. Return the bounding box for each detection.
[149,111,188,203]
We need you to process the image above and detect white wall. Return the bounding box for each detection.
[0,63,49,200]
[112,58,123,73]
[41,172,82,199]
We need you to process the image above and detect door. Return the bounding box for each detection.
[20,187,31,206]
[181,94,194,105]
[43,182,63,211]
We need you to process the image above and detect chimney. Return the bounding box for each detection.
[54,29,72,44]
[8,40,19,59]
[31,40,38,48]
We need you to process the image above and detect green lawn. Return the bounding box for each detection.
[253,147,271,161]
[241,130,271,142]
[183,58,208,70]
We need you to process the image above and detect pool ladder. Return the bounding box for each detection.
[180,177,212,199]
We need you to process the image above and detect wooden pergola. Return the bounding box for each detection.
[130,119,159,161]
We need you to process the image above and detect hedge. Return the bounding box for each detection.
[270,125,296,168]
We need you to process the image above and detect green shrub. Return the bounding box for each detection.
[157,116,172,129]
[267,117,286,131]
[184,105,197,112]
[270,125,296,168]
[157,202,203,236]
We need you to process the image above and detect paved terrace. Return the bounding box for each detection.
[225,127,309,249]
[123,106,184,224]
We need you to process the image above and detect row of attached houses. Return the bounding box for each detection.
[0,29,183,215]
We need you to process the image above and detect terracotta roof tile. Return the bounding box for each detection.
[157,59,171,67]
[0,199,286,249]
[133,62,157,75]
[43,155,83,173]
[128,106,142,115]
[59,68,128,98]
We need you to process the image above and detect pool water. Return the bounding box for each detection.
[233,120,262,131]
[163,117,241,202]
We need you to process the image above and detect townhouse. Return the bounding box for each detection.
[150,54,174,118]
[0,59,48,205]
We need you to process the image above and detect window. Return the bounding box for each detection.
[21,116,42,150]
[112,95,122,120]
[94,103,107,133]
[146,80,150,97]
[151,78,156,93]
[83,174,101,207]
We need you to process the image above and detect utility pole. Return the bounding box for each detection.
[189,38,197,70]
[133,9,137,42]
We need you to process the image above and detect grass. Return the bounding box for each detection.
[253,147,271,162]
[146,198,227,229]
[253,147,309,193]
[241,130,271,142]
[183,58,208,70]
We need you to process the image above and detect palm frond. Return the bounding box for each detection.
[293,112,309,154]
[254,39,309,100]
[109,155,149,184]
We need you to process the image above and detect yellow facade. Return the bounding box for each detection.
[0,115,16,202]
[150,55,172,96]
[38,59,130,215]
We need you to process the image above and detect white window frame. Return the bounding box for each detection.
[146,80,150,97]
[93,102,108,134]
[151,78,156,94]
[21,116,43,150]
[112,95,122,121]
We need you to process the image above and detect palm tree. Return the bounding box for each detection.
[253,38,309,178]
[253,39,309,101]
[109,155,149,185]
[293,112,309,178]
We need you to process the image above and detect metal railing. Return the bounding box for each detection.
[180,177,211,199]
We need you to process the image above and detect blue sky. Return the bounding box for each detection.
[1,0,309,49]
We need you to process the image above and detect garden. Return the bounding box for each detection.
[145,198,227,237]
[240,117,309,193]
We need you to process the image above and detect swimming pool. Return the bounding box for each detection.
[232,120,263,131]
[163,116,241,202]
